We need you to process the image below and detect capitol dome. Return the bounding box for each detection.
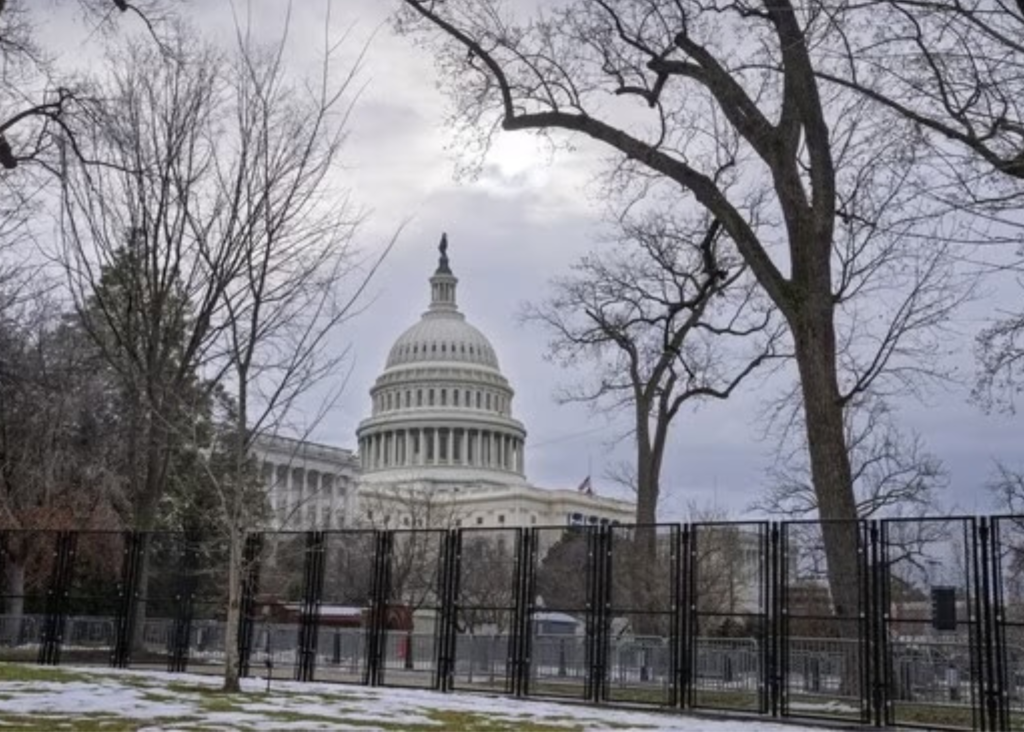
[385,312,499,370]
[356,234,527,486]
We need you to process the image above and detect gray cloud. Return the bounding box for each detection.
[31,0,1024,521]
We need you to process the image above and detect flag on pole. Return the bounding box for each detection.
[577,475,592,495]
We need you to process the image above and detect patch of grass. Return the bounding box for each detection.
[420,709,583,732]
[0,713,198,731]
[0,662,91,684]
[891,701,976,730]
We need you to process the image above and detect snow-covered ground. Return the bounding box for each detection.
[0,665,839,731]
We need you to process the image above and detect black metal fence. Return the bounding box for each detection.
[6,517,1024,730]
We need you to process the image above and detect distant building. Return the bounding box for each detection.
[254,234,635,533]
[254,434,358,530]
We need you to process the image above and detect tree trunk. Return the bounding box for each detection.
[130,533,151,657]
[633,433,661,636]
[791,302,861,624]
[635,424,659,527]
[790,297,863,697]
[222,530,243,693]
[2,560,25,645]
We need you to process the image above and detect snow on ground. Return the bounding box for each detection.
[0,665,840,731]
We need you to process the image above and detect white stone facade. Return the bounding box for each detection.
[253,434,358,530]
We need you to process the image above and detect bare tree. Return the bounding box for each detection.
[0,0,175,173]
[975,254,1024,413]
[393,0,972,626]
[59,33,232,534]
[198,19,389,693]
[815,0,1024,182]
[990,461,1024,515]
[755,395,948,520]
[525,210,784,527]
[55,11,388,690]
[808,2,1024,414]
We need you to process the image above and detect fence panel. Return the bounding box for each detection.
[2,519,1015,730]
[377,529,448,689]
[605,523,679,707]
[316,531,379,685]
[124,533,188,672]
[449,527,522,695]
[778,521,870,724]
[881,517,985,731]
[245,531,315,682]
[60,531,126,667]
[993,515,1024,732]
[177,534,231,676]
[0,531,61,663]
[688,521,769,714]
[524,526,602,701]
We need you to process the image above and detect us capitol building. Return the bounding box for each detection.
[255,235,635,532]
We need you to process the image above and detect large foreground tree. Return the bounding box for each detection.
[395,0,965,623]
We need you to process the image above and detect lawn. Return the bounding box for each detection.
[0,663,846,731]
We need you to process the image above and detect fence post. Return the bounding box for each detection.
[598,524,612,703]
[989,518,1011,732]
[366,530,391,687]
[978,518,1004,732]
[866,520,881,727]
[668,524,682,710]
[169,534,198,674]
[435,529,461,693]
[768,523,781,718]
[111,531,144,668]
[583,526,610,704]
[237,533,263,678]
[677,524,691,710]
[514,527,537,698]
[508,527,526,697]
[295,530,325,682]
[38,531,76,667]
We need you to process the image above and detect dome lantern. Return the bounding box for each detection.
[429,232,458,312]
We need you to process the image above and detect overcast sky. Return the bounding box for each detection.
[39,1,1022,519]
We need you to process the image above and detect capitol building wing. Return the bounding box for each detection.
[256,234,634,532]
